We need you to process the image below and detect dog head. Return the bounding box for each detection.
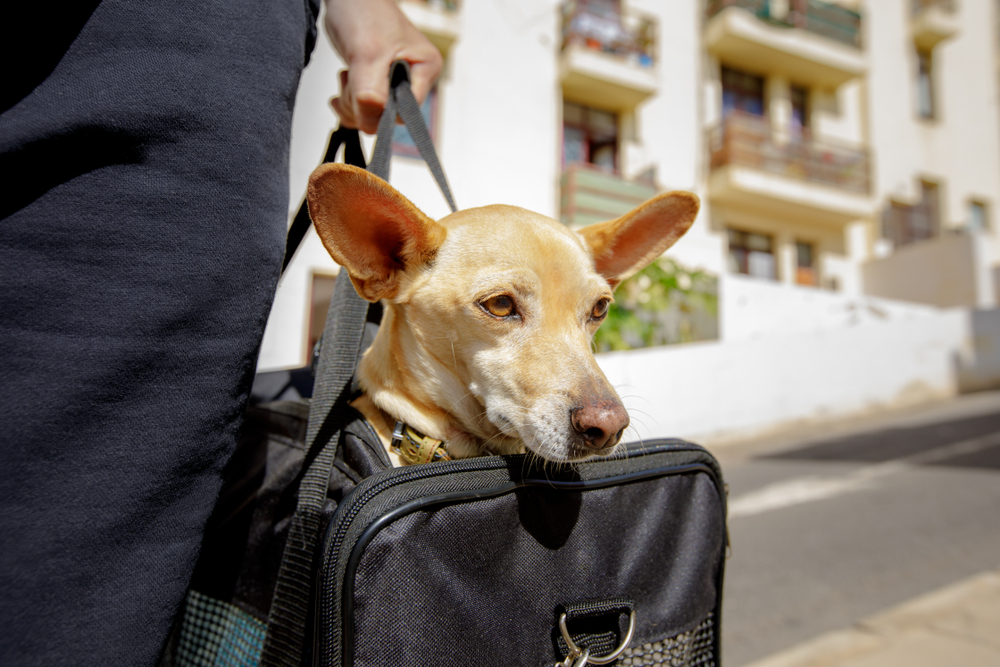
[307,164,698,463]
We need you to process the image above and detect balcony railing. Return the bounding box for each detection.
[561,162,658,228]
[706,0,862,48]
[710,111,870,193]
[402,0,459,11]
[561,0,656,67]
[911,0,957,15]
[706,0,767,19]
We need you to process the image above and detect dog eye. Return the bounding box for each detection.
[591,298,611,321]
[481,295,516,318]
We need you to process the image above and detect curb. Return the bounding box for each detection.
[742,568,1000,667]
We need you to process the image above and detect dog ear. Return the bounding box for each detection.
[307,164,447,302]
[577,190,699,289]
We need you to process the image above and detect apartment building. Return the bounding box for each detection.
[258,0,1000,371]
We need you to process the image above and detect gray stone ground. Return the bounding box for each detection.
[706,390,1000,666]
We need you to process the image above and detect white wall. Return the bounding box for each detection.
[438,0,561,216]
[629,0,725,274]
[813,79,867,147]
[719,272,943,342]
[259,3,345,372]
[597,306,994,444]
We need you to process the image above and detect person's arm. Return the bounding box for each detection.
[324,0,443,134]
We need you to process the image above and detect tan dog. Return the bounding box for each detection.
[307,164,698,466]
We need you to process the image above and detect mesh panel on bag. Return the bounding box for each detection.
[171,590,266,667]
[619,614,715,667]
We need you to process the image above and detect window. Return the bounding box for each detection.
[727,228,776,280]
[968,201,988,232]
[916,50,935,119]
[393,86,437,157]
[795,241,817,286]
[790,85,809,139]
[721,67,765,117]
[883,181,941,246]
[563,0,624,53]
[916,180,940,235]
[563,101,619,172]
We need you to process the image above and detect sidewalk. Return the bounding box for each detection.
[705,388,1000,465]
[744,568,1000,667]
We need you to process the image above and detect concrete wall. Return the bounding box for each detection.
[862,231,997,308]
[720,272,943,342]
[959,307,1000,392]
[598,306,1000,444]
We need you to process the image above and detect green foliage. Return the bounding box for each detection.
[593,258,719,352]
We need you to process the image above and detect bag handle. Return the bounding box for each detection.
[281,60,455,274]
[259,61,455,667]
[368,61,456,212]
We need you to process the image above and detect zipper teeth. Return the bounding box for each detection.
[317,441,709,666]
[320,455,513,665]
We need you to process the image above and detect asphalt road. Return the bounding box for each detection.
[709,390,1000,667]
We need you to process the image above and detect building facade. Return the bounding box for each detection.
[259,0,1000,372]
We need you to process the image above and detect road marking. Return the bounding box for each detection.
[728,430,1000,519]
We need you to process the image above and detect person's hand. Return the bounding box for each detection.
[324,0,443,134]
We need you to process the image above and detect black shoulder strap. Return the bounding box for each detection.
[281,126,366,274]
[259,61,455,667]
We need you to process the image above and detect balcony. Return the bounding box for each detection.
[559,0,658,112]
[910,0,959,50]
[560,163,658,228]
[705,0,865,88]
[398,0,461,56]
[709,112,874,224]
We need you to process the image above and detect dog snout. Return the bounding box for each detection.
[570,399,629,450]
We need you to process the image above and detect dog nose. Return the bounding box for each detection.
[571,400,629,450]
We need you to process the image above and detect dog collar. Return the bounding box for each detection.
[391,421,452,465]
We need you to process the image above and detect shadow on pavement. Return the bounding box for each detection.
[760,409,1000,471]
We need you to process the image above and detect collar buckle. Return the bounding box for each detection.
[391,421,451,465]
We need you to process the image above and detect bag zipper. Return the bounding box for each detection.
[314,441,720,666]
[316,454,517,665]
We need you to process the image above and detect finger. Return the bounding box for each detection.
[330,70,358,128]
[357,101,385,134]
[406,52,443,106]
[344,57,392,134]
[330,96,357,129]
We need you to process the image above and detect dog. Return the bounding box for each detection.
[306,164,698,466]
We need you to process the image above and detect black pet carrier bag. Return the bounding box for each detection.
[162,62,729,667]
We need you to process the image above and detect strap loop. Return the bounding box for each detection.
[559,611,636,666]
